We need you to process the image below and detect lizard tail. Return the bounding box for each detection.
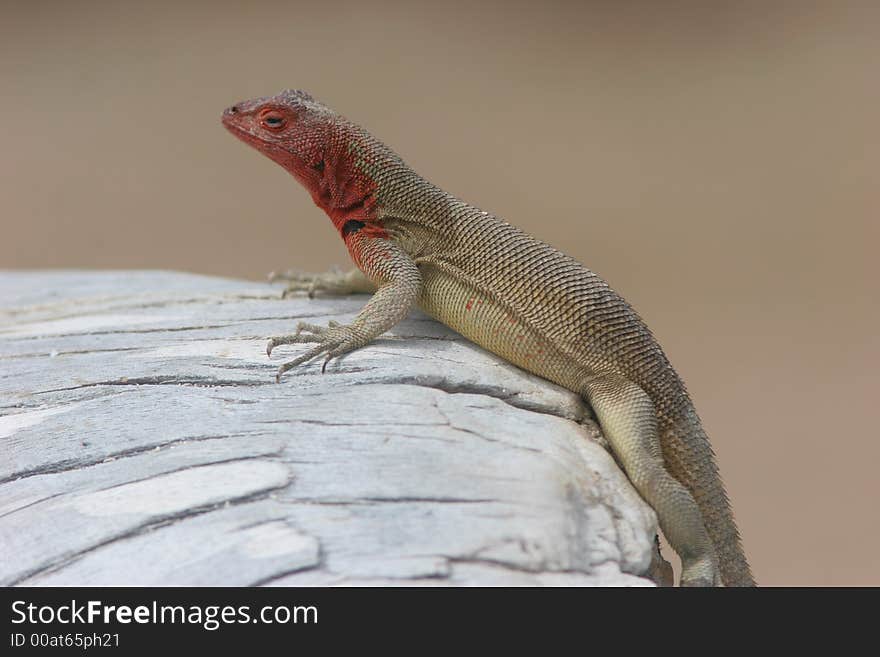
[660,405,756,587]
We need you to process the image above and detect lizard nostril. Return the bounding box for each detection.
[230,105,238,113]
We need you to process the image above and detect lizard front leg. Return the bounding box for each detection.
[267,234,422,382]
[269,267,376,299]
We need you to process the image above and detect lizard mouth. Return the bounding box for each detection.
[221,114,306,177]
[221,109,251,137]
[221,116,277,153]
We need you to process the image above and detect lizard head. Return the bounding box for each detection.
[222,89,333,189]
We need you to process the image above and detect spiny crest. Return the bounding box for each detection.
[278,89,335,118]
[280,88,314,102]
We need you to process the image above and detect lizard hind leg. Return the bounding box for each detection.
[583,375,721,587]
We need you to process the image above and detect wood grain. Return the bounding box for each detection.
[0,271,656,586]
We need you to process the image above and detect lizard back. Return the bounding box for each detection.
[377,165,753,586]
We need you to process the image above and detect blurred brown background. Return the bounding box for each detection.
[2,0,878,585]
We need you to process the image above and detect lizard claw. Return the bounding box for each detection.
[268,267,346,299]
[267,321,359,381]
[679,556,722,587]
[270,266,370,299]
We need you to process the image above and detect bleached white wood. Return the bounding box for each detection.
[0,270,657,586]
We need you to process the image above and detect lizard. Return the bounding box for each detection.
[221,89,755,587]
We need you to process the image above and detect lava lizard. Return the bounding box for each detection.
[221,89,754,587]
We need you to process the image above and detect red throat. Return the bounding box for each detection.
[307,139,387,241]
[222,94,389,243]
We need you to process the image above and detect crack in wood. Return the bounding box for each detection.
[6,485,297,586]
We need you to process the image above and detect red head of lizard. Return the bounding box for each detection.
[222,89,385,238]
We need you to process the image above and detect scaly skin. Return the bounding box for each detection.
[222,89,755,586]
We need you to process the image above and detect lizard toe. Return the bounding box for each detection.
[679,556,722,587]
[271,323,359,380]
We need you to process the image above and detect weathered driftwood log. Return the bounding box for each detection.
[0,270,658,586]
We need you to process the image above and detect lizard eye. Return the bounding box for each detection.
[259,109,287,130]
